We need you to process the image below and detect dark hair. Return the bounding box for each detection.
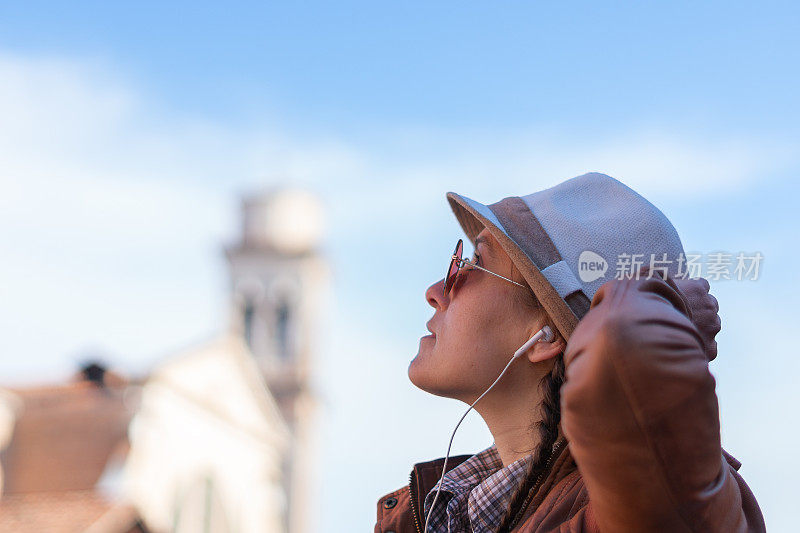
[497,276,567,532]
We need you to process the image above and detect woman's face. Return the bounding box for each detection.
[408,229,544,403]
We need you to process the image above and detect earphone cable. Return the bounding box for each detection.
[423,353,519,532]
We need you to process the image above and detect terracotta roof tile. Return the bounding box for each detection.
[1,381,134,493]
[0,490,111,532]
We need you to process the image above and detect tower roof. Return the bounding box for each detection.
[240,188,324,254]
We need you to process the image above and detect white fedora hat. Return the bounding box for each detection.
[447,172,685,341]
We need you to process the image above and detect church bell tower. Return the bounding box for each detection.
[224,188,326,533]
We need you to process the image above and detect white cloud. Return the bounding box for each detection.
[1,43,791,404]
[0,52,365,382]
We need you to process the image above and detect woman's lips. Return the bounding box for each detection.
[425,320,437,338]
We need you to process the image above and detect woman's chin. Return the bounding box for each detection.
[408,341,437,391]
[408,345,457,398]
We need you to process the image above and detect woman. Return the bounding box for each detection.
[374,173,765,532]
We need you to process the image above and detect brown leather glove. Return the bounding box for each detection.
[563,267,764,532]
[638,267,722,362]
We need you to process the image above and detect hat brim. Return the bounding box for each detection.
[446,191,580,341]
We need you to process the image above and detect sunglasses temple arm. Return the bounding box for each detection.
[469,262,527,288]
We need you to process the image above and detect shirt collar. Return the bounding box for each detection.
[467,451,534,531]
[431,444,503,497]
[423,444,535,532]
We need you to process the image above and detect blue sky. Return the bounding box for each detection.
[2,2,798,134]
[0,2,798,531]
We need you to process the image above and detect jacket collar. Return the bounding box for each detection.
[512,440,576,526]
[409,454,472,530]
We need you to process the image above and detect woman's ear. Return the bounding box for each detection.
[525,330,565,363]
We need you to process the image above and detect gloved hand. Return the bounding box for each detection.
[636,267,722,362]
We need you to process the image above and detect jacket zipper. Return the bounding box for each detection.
[505,438,567,531]
[408,470,423,533]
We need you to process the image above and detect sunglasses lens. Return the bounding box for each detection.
[444,239,463,296]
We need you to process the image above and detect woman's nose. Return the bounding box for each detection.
[426,278,448,310]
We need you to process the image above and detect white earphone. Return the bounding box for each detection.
[513,325,554,359]
[423,325,554,532]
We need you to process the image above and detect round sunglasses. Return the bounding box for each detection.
[443,238,526,297]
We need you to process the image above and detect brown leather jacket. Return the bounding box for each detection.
[375,275,766,532]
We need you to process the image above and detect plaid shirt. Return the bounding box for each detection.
[422,444,534,533]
